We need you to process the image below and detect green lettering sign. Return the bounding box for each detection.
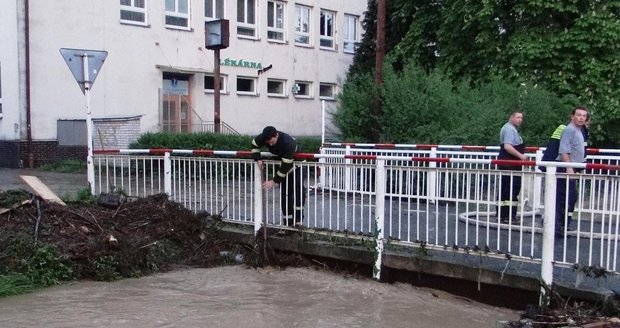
[221,58,263,70]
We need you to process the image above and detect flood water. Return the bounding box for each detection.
[0,266,518,328]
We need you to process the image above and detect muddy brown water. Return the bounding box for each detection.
[0,266,518,328]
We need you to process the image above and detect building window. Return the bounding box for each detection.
[165,0,190,29]
[205,0,224,20]
[237,76,257,95]
[237,0,256,38]
[204,74,228,93]
[267,79,286,97]
[319,82,336,100]
[293,81,312,98]
[120,0,148,25]
[294,5,311,46]
[343,14,358,54]
[267,1,285,42]
[319,10,335,50]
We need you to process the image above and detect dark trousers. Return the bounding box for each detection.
[281,167,306,226]
[498,168,521,220]
[555,174,578,233]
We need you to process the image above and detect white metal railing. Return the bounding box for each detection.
[93,148,620,304]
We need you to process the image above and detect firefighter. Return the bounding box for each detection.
[497,111,528,223]
[252,126,306,226]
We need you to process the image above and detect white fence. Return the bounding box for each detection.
[93,149,620,300]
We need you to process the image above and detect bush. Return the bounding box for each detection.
[1,234,74,287]
[336,58,579,146]
[130,132,323,154]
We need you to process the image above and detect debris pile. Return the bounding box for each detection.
[0,190,243,281]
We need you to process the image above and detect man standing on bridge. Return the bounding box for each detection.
[252,126,306,227]
[497,110,528,223]
[554,107,588,237]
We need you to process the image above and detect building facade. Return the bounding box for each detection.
[0,0,366,167]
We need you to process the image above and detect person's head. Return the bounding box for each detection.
[262,126,279,146]
[508,110,524,128]
[571,107,589,127]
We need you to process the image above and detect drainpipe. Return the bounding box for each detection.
[25,0,34,168]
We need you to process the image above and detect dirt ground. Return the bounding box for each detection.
[1,189,619,327]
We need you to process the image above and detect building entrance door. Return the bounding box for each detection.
[162,73,191,133]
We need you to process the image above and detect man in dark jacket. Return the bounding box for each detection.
[251,126,305,226]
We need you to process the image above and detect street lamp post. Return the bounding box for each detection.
[205,19,229,133]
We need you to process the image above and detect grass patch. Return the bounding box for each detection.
[38,159,86,173]
[0,273,35,297]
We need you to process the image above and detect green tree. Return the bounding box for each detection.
[343,0,620,146]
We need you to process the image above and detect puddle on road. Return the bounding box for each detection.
[0,266,518,328]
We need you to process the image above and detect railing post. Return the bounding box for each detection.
[373,159,386,280]
[164,152,172,196]
[540,165,557,306]
[534,149,544,210]
[345,145,352,192]
[254,162,263,235]
[428,147,438,203]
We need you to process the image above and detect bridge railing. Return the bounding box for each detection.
[92,149,620,303]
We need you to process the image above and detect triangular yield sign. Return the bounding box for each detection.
[60,48,108,94]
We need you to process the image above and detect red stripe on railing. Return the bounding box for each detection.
[344,154,377,160]
[374,144,396,149]
[235,150,253,157]
[411,157,450,163]
[491,159,536,167]
[415,144,439,150]
[148,148,173,155]
[94,149,121,154]
[193,150,215,156]
[295,153,319,160]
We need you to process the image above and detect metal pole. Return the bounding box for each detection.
[254,162,263,235]
[373,159,386,280]
[214,48,221,133]
[164,152,172,196]
[540,165,557,306]
[321,100,325,144]
[82,53,95,194]
[373,0,386,142]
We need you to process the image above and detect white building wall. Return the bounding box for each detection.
[9,0,366,141]
[0,0,22,140]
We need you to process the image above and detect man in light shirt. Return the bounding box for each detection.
[554,107,588,237]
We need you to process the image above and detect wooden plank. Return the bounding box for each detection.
[19,175,66,206]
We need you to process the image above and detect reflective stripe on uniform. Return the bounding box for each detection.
[500,200,518,206]
[551,125,566,140]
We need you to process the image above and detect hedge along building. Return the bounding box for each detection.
[0,0,366,168]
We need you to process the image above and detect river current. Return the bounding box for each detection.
[0,266,518,327]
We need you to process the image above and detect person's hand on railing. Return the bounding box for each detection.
[262,180,277,190]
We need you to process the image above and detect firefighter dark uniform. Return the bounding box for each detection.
[251,127,306,226]
[497,120,525,222]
